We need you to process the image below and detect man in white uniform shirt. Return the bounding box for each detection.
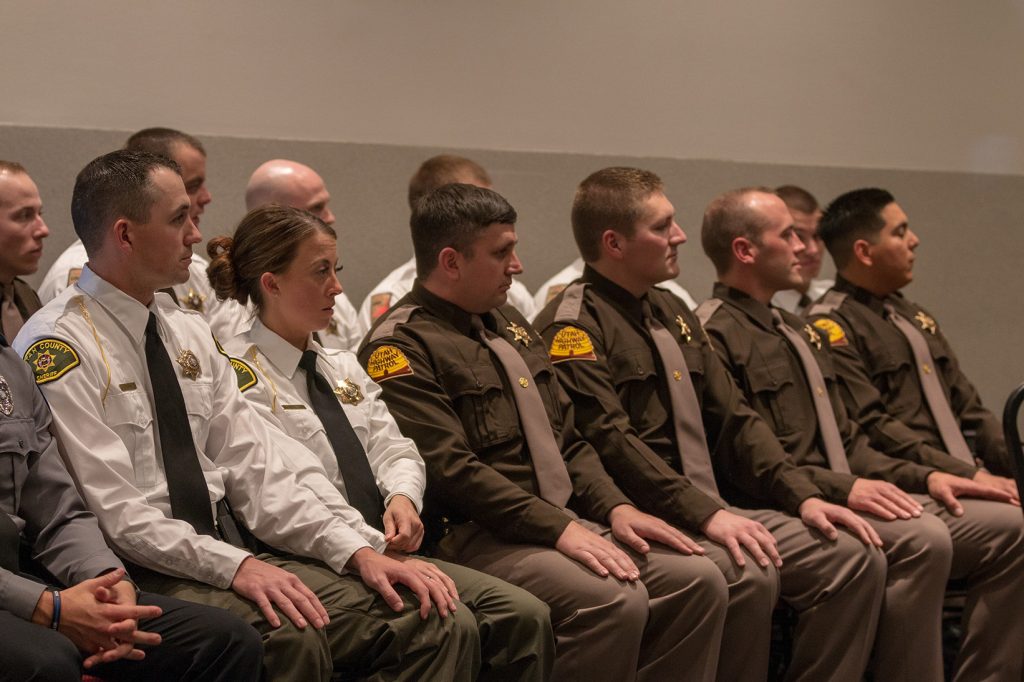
[358,154,535,329]
[15,149,479,682]
[38,128,218,318]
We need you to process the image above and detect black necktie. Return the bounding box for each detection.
[144,312,216,535]
[299,350,385,531]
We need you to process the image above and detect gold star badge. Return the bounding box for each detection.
[804,325,822,351]
[334,378,364,405]
[914,311,937,335]
[507,322,531,346]
[183,288,206,313]
[675,316,692,344]
[177,350,201,380]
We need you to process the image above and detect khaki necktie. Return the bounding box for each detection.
[641,301,722,500]
[471,315,572,507]
[771,309,851,474]
[884,303,974,464]
[0,283,24,341]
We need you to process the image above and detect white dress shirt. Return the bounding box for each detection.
[225,320,425,551]
[37,240,219,319]
[359,256,536,330]
[14,266,375,588]
[209,292,364,352]
[532,257,699,317]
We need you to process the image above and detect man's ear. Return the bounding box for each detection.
[259,271,279,297]
[112,218,134,254]
[852,238,873,267]
[731,237,756,266]
[437,246,461,280]
[600,229,626,260]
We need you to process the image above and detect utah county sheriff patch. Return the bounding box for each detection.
[230,358,258,392]
[24,338,81,384]
[812,318,848,347]
[548,326,597,363]
[366,345,414,382]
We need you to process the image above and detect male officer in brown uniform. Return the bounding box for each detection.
[359,183,731,682]
[806,187,1024,681]
[694,186,1018,681]
[533,168,887,682]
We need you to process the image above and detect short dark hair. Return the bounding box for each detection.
[125,127,206,160]
[819,188,895,269]
[775,185,819,215]
[410,183,516,278]
[407,155,491,211]
[207,205,336,311]
[700,187,775,276]
[0,160,27,175]
[571,167,664,262]
[71,150,180,256]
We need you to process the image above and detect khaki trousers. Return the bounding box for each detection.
[134,553,478,682]
[438,518,728,682]
[917,496,1024,682]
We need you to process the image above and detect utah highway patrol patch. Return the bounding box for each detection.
[812,319,848,347]
[230,358,258,392]
[24,338,81,384]
[548,326,597,363]
[366,345,414,382]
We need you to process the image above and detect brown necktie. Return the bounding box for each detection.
[771,308,851,474]
[884,303,974,464]
[0,283,24,341]
[641,301,722,500]
[471,315,572,507]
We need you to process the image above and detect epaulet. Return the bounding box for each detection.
[553,282,588,323]
[806,290,847,317]
[695,298,724,327]
[370,304,420,343]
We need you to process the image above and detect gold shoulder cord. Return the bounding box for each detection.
[76,298,112,406]
[247,346,279,413]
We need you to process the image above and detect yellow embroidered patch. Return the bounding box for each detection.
[230,358,258,392]
[548,326,597,363]
[812,318,848,347]
[24,338,81,384]
[366,345,414,382]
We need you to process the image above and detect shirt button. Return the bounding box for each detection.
[636,366,643,375]
[18,439,24,448]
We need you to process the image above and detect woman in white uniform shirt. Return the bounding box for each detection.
[207,206,554,681]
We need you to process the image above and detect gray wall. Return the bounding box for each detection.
[1,0,1021,409]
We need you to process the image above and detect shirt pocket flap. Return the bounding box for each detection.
[608,349,659,384]
[745,360,795,395]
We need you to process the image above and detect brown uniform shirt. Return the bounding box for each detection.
[702,284,936,505]
[357,281,631,548]
[533,266,824,528]
[807,275,1009,478]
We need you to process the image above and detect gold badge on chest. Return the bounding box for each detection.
[334,378,364,405]
[506,322,531,346]
[675,316,692,344]
[804,324,822,351]
[0,375,13,416]
[177,350,201,380]
[183,289,206,313]
[914,311,937,335]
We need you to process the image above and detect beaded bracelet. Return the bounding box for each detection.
[50,590,61,631]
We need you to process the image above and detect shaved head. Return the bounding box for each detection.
[245,159,335,225]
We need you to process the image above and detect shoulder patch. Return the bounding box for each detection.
[366,345,414,382]
[24,338,81,384]
[812,318,848,347]
[370,293,393,321]
[230,358,258,392]
[548,326,597,363]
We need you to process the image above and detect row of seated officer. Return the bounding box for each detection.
[1,133,1022,682]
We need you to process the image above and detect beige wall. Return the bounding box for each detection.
[1,1,1021,409]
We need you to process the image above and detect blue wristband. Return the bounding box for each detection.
[50,590,61,631]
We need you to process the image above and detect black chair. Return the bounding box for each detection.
[1002,381,1024,517]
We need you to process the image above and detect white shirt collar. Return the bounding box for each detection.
[247,317,323,380]
[76,265,176,344]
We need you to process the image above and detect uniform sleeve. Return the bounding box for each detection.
[332,295,367,352]
[236,369,386,555]
[702,324,825,514]
[812,311,979,479]
[542,320,722,531]
[359,337,575,547]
